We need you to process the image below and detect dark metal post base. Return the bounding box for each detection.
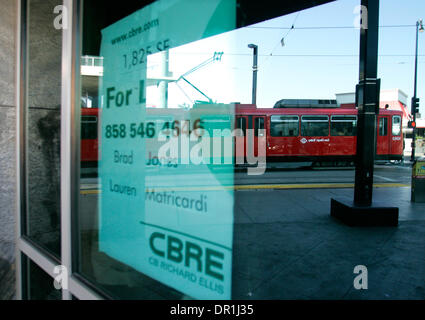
[330,198,399,227]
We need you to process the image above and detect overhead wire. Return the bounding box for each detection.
[262,12,301,69]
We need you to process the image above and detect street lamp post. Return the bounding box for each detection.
[248,44,258,105]
[411,19,424,162]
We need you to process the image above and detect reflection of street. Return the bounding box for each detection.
[81,163,412,191]
[79,162,425,299]
[79,163,412,232]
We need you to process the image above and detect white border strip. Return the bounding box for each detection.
[61,0,103,300]
[69,277,102,300]
[61,0,73,301]
[18,238,57,278]
[15,0,105,301]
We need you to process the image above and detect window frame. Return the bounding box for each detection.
[16,0,102,300]
[14,0,384,301]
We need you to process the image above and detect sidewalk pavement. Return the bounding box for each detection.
[1,185,424,300]
[232,186,425,299]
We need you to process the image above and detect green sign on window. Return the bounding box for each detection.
[99,0,236,299]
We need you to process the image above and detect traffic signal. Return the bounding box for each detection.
[408,121,416,128]
[412,97,420,114]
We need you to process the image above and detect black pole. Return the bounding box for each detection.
[248,44,258,105]
[331,0,398,226]
[411,21,420,162]
[353,0,380,206]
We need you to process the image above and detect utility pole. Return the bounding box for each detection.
[411,19,424,162]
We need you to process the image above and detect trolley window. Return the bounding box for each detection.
[81,115,98,140]
[301,115,329,137]
[392,115,401,136]
[255,117,265,137]
[330,115,357,136]
[379,117,388,136]
[270,115,299,137]
[236,117,247,133]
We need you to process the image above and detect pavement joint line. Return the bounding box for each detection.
[251,236,327,295]
[80,183,410,194]
[374,174,396,182]
[367,230,397,267]
[235,203,256,224]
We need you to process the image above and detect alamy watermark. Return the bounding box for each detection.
[353,265,368,290]
[353,5,368,30]
[53,265,68,290]
[156,125,267,175]
[53,5,68,30]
